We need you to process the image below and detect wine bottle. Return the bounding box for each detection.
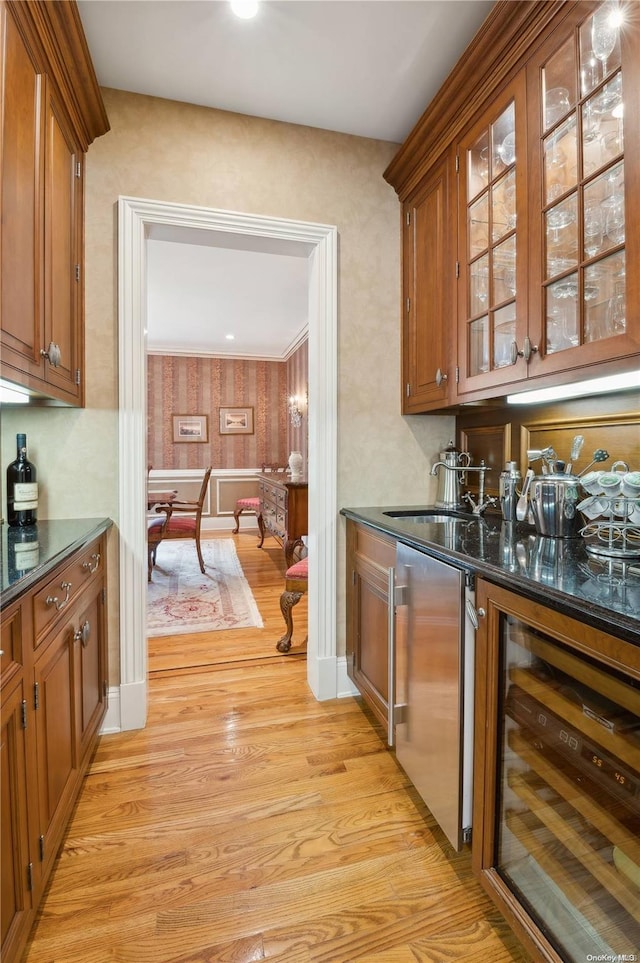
[6,433,38,526]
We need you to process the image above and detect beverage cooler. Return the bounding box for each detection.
[478,592,640,962]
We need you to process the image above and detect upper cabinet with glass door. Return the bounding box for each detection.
[456,75,529,397]
[455,0,639,404]
[531,0,638,377]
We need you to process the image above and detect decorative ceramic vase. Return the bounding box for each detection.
[288,450,303,479]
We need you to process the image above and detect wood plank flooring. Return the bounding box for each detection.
[22,532,529,963]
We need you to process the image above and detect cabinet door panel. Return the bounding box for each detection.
[43,92,82,402]
[34,626,76,874]
[403,153,452,412]
[456,73,529,398]
[525,2,640,379]
[75,583,107,763]
[346,521,394,729]
[0,679,32,961]
[0,7,43,377]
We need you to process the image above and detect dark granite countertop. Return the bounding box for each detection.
[1,518,113,608]
[341,506,640,647]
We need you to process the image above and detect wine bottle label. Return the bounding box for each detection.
[13,482,38,510]
[13,542,40,570]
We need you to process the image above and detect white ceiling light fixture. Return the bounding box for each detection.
[230,0,259,20]
[506,369,640,405]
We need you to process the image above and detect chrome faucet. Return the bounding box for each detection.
[461,462,497,515]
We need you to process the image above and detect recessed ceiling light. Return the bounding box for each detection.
[230,0,259,20]
[225,334,235,340]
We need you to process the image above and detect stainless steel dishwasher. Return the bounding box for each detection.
[390,542,475,851]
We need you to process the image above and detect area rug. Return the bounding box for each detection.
[147,539,263,637]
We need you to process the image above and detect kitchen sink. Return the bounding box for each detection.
[383,509,477,523]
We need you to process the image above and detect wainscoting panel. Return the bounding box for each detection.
[148,469,261,530]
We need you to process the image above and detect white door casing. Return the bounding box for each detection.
[116,196,340,730]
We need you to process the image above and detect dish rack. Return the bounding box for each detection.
[579,462,640,560]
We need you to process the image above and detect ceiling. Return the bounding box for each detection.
[78,0,494,359]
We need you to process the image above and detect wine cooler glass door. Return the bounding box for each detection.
[494,615,640,962]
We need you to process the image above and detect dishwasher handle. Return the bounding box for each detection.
[388,566,396,748]
[387,568,408,748]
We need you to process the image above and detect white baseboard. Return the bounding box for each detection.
[337,656,359,698]
[100,686,121,734]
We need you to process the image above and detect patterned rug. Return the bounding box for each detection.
[147,538,263,637]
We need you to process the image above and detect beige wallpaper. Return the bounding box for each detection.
[2,89,452,675]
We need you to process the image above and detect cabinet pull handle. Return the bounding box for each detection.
[465,599,486,629]
[435,367,448,387]
[40,342,62,367]
[510,337,538,365]
[74,620,91,648]
[46,581,72,610]
[82,553,101,574]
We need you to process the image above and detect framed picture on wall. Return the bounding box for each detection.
[172,414,209,443]
[219,406,254,435]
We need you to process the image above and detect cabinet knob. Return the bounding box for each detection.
[74,620,91,648]
[510,337,538,365]
[40,342,62,367]
[435,367,448,387]
[46,581,72,610]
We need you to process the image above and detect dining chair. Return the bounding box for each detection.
[232,463,287,540]
[147,504,172,581]
[148,467,212,573]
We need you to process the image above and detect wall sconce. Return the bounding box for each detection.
[288,394,305,428]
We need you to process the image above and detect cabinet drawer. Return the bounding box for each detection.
[354,525,395,568]
[31,538,104,647]
[1,599,27,684]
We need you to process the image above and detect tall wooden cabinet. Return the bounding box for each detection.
[0,0,109,406]
[0,532,109,963]
[386,1,640,411]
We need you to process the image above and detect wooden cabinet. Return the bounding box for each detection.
[345,519,395,729]
[0,676,32,962]
[0,0,109,406]
[472,577,640,963]
[0,532,108,963]
[402,150,454,411]
[258,474,308,561]
[386,1,640,411]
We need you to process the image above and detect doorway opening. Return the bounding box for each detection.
[117,196,339,731]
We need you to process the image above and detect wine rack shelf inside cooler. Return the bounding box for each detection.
[499,602,640,961]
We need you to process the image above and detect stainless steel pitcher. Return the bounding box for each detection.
[431,442,471,509]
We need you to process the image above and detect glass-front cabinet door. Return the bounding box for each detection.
[529,0,638,373]
[456,2,639,401]
[473,579,640,963]
[456,75,529,395]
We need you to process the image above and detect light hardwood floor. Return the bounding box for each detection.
[22,531,528,963]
